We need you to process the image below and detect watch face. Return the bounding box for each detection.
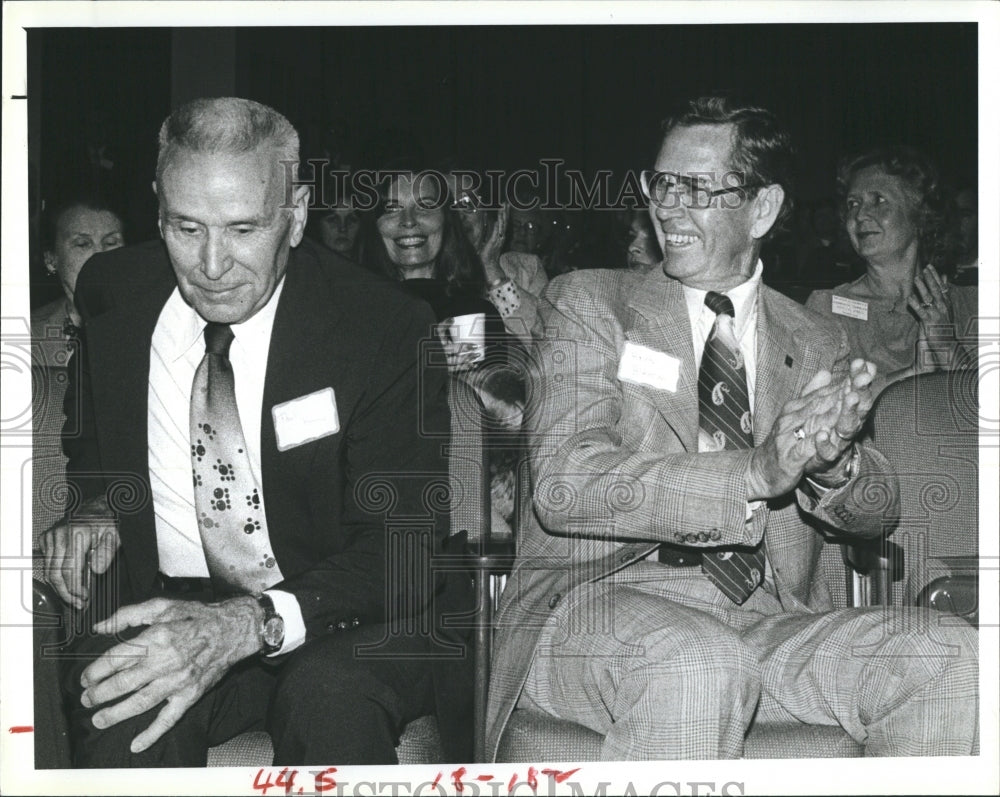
[263,616,285,648]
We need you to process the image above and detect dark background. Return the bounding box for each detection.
[27,23,977,305]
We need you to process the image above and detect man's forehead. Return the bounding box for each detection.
[162,146,282,184]
[159,147,286,207]
[656,123,735,169]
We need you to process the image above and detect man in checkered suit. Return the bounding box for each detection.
[486,96,978,760]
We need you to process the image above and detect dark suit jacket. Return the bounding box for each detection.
[486,267,901,759]
[65,237,473,759]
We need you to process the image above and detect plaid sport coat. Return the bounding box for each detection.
[486,266,900,760]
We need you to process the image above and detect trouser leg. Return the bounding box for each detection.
[267,624,437,765]
[747,606,979,756]
[520,577,761,760]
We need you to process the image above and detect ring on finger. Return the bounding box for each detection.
[793,427,806,440]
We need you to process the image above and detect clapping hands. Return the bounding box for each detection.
[747,359,877,500]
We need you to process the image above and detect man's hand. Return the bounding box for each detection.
[806,358,877,484]
[40,496,120,610]
[746,359,877,500]
[80,596,263,753]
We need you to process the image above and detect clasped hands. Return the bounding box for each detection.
[747,358,877,501]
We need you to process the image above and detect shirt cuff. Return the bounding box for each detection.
[806,445,860,496]
[487,279,521,318]
[746,499,764,521]
[264,588,306,656]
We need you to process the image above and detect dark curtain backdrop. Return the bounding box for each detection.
[234,24,977,192]
[30,23,976,306]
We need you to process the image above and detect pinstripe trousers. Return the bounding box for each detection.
[520,561,978,759]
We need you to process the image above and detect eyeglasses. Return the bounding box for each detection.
[640,170,760,210]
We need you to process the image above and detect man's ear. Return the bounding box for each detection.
[750,184,785,241]
[43,251,56,274]
[288,183,311,247]
[152,181,166,239]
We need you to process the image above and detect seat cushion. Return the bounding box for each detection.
[207,730,274,767]
[497,710,603,762]
[497,709,863,761]
[744,721,863,758]
[206,715,444,767]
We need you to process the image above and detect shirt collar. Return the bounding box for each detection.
[163,277,286,363]
[682,259,763,339]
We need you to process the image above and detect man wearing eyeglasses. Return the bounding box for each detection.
[486,96,977,760]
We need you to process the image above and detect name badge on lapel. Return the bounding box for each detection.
[831,295,868,321]
[617,341,681,393]
[272,387,340,452]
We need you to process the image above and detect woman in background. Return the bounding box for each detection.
[315,196,366,263]
[369,169,527,537]
[30,193,125,545]
[806,146,975,391]
[32,194,125,361]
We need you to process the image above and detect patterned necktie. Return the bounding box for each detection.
[190,322,282,594]
[696,291,766,604]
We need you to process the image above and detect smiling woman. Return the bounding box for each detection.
[366,169,497,325]
[805,146,976,391]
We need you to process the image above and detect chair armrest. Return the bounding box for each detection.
[839,538,904,607]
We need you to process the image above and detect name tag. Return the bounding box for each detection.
[272,388,340,452]
[617,341,681,393]
[831,295,868,321]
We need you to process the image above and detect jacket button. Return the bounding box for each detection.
[619,551,635,564]
[548,593,561,609]
[326,622,335,632]
[697,531,710,542]
[710,530,721,541]
[673,533,685,542]
[336,620,349,630]
[351,617,360,627]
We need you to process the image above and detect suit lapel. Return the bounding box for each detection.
[754,287,829,605]
[753,287,813,443]
[260,244,349,514]
[624,272,699,452]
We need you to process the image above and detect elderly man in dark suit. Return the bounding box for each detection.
[41,97,470,766]
[486,96,977,760]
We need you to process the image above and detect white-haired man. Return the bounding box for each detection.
[42,97,471,766]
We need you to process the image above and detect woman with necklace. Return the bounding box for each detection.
[806,146,976,393]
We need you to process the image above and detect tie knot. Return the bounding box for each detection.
[705,291,735,319]
[203,322,235,357]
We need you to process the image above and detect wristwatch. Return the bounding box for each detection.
[256,593,285,655]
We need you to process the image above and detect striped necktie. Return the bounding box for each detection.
[696,291,766,604]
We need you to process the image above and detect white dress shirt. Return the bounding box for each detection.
[681,259,762,406]
[148,279,305,654]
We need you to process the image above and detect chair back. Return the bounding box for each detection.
[32,363,74,553]
[869,371,979,606]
